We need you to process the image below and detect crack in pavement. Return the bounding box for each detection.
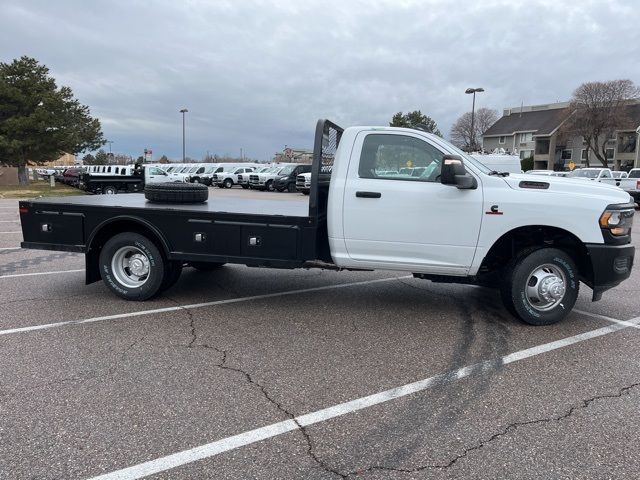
[341,381,640,477]
[171,298,347,479]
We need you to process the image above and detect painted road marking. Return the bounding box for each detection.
[0,231,21,234]
[0,220,18,223]
[0,269,84,279]
[574,308,640,330]
[0,247,20,252]
[0,276,409,337]
[89,313,640,480]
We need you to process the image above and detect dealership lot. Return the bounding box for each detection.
[1,193,639,479]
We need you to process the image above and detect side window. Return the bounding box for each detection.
[358,134,444,182]
[601,170,612,178]
[149,167,165,175]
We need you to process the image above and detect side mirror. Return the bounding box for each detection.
[440,155,478,190]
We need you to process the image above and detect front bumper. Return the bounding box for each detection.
[586,243,635,300]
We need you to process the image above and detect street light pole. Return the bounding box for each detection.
[180,108,188,162]
[106,140,114,164]
[465,87,484,152]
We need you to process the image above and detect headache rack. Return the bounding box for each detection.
[309,119,343,219]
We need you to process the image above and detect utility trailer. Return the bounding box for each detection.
[19,120,635,326]
[78,166,170,194]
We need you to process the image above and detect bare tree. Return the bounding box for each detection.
[563,79,639,167]
[450,108,498,151]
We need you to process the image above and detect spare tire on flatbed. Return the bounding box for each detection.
[145,182,208,204]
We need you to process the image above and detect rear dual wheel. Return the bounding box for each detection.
[99,233,165,301]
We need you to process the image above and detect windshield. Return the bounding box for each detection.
[188,166,199,173]
[203,166,215,173]
[278,165,295,175]
[570,169,600,178]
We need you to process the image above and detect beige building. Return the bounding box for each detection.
[40,153,78,166]
[273,147,313,164]
[483,100,640,171]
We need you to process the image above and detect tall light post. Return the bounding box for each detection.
[106,140,114,163]
[179,108,188,162]
[465,87,484,152]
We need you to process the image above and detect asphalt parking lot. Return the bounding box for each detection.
[1,191,639,480]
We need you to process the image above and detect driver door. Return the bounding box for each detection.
[342,130,483,274]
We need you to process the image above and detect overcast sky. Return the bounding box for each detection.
[1,0,638,161]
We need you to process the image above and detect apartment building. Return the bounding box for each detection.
[482,101,640,171]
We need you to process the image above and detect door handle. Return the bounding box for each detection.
[356,191,381,198]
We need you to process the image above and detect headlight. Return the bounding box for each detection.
[599,207,634,236]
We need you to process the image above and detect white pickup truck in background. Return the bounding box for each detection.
[570,167,640,204]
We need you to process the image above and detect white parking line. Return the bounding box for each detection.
[0,276,409,337]
[0,231,20,234]
[0,220,18,223]
[574,308,640,330]
[89,313,640,480]
[0,269,84,279]
[0,247,20,252]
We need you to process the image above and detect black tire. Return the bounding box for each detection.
[190,261,225,271]
[161,260,183,291]
[241,185,249,189]
[500,248,579,326]
[103,185,118,195]
[266,180,274,192]
[302,191,310,195]
[192,177,200,184]
[224,178,233,189]
[287,182,296,193]
[144,183,208,204]
[99,232,165,301]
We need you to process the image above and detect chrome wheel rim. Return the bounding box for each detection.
[111,246,150,288]
[525,263,566,311]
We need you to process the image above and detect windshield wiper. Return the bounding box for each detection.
[488,170,510,177]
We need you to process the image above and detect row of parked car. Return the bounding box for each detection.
[178,163,313,192]
[526,167,640,203]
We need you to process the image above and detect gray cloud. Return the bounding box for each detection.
[1,0,638,161]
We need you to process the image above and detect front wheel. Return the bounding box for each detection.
[103,185,118,195]
[287,182,297,193]
[224,179,233,188]
[501,248,579,326]
[99,232,165,300]
[266,180,274,192]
